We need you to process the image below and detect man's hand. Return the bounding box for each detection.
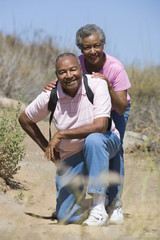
[42,79,58,92]
[44,132,61,162]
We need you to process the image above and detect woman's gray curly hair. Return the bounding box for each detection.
[76,24,106,50]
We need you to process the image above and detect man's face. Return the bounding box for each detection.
[56,56,82,97]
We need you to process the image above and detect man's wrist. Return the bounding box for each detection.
[56,131,64,140]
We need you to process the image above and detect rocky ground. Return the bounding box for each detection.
[0,120,160,240]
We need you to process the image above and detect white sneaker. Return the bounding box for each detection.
[82,208,108,226]
[109,207,124,224]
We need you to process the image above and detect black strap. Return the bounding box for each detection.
[83,74,94,104]
[48,82,58,112]
[49,111,54,141]
[107,118,112,131]
[48,83,58,140]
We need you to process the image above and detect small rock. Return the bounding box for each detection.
[123,130,148,149]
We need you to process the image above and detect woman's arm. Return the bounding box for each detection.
[92,72,128,115]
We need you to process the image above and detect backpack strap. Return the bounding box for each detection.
[48,82,58,112]
[107,118,112,131]
[83,74,94,104]
[48,82,58,140]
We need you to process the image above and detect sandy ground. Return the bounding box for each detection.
[0,120,160,240]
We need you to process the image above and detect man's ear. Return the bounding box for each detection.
[78,63,82,73]
[81,48,83,54]
[55,70,58,78]
[80,67,83,76]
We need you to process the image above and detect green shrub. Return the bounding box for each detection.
[0,101,26,184]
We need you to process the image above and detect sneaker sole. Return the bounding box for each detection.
[82,222,107,226]
[82,219,107,227]
[109,220,124,225]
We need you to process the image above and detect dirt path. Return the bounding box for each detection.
[0,120,160,240]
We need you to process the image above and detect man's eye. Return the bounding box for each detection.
[71,68,77,71]
[59,71,65,75]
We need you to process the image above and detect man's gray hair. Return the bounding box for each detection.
[55,52,81,67]
[76,24,106,50]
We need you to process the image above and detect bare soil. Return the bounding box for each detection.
[0,120,160,240]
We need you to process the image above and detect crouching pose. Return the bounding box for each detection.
[19,53,121,226]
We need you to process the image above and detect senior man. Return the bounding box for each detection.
[19,52,121,226]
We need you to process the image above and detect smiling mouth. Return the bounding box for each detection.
[89,55,98,61]
[66,79,76,86]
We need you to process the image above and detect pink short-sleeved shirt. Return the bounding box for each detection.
[79,53,131,105]
[25,75,119,160]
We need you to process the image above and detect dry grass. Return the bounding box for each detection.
[127,65,160,128]
[0,32,60,103]
[126,64,160,162]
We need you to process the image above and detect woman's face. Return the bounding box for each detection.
[81,33,104,66]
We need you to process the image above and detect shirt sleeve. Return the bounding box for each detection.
[25,91,50,123]
[111,67,131,91]
[91,79,111,119]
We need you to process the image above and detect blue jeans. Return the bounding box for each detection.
[56,132,121,223]
[108,104,130,207]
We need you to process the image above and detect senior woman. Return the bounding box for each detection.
[44,24,131,224]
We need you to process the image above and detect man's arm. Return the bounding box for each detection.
[58,116,108,139]
[45,116,108,160]
[18,111,48,152]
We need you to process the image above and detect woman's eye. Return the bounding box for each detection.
[83,46,90,50]
[94,44,101,48]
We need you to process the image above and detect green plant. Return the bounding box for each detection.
[14,188,25,201]
[0,100,26,184]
